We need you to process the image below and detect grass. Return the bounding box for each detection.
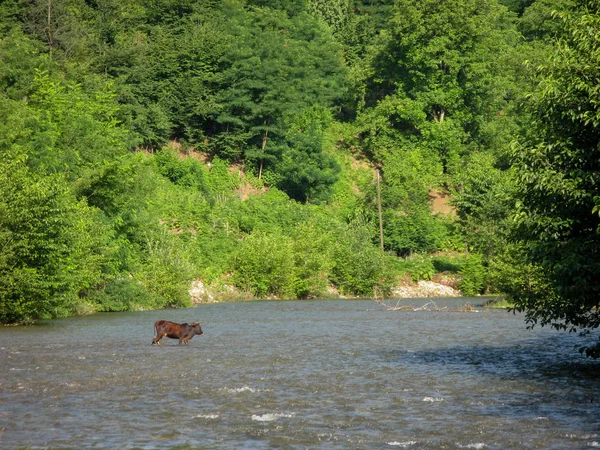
[483,297,513,309]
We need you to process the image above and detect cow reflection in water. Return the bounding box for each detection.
[152,320,204,345]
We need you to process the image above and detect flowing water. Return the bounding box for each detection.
[1,299,600,449]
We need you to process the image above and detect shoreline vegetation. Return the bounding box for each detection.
[188,278,463,304]
[189,277,509,305]
[1,0,597,354]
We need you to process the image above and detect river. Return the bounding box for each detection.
[1,299,599,449]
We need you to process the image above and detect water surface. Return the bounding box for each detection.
[1,299,600,449]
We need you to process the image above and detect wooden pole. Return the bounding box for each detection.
[377,169,384,251]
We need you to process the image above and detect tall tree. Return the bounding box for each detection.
[510,0,600,350]
[19,0,98,60]
[365,0,522,171]
[275,108,340,203]
[211,4,346,175]
[307,0,351,33]
[0,146,110,324]
[26,70,130,178]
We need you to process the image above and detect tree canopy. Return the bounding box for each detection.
[509,0,600,341]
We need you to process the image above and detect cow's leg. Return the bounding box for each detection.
[153,333,165,345]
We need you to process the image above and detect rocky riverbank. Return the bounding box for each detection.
[189,278,462,304]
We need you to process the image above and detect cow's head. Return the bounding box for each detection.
[192,322,204,336]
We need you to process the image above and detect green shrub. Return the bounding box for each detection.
[458,253,487,296]
[206,156,241,196]
[232,230,296,298]
[432,253,468,273]
[330,217,391,296]
[232,188,307,234]
[392,253,436,282]
[487,245,554,300]
[140,231,194,308]
[291,219,334,298]
[383,211,450,256]
[154,147,210,196]
[0,151,111,323]
[186,229,238,283]
[90,278,162,312]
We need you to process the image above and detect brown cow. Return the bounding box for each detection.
[152,320,204,345]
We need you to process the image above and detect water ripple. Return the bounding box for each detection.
[1,299,599,449]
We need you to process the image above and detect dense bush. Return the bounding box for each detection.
[330,217,391,296]
[458,254,488,296]
[89,278,162,312]
[0,151,110,322]
[141,231,195,308]
[291,219,335,298]
[392,254,436,282]
[154,147,211,197]
[232,230,296,298]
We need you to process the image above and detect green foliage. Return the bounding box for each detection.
[26,70,130,178]
[432,253,468,273]
[89,278,162,312]
[378,146,447,255]
[206,157,241,197]
[391,254,436,282]
[519,0,575,40]
[458,254,487,296]
[1,0,587,336]
[19,0,98,61]
[451,151,515,260]
[291,219,334,298]
[330,216,390,296]
[187,229,238,283]
[154,146,211,195]
[0,151,110,323]
[487,245,556,308]
[362,0,523,170]
[231,188,308,234]
[0,22,49,101]
[509,0,600,336]
[307,0,351,33]
[327,123,374,220]
[141,231,194,308]
[75,153,158,245]
[232,230,296,298]
[275,110,341,203]
[212,4,347,174]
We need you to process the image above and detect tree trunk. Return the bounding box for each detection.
[258,119,269,180]
[47,0,54,57]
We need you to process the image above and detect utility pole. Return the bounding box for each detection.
[377,169,384,251]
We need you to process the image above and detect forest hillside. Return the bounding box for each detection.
[1,0,599,351]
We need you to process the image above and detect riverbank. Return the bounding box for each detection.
[189,278,463,304]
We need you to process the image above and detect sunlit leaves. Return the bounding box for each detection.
[27,70,130,177]
[0,150,110,323]
[510,0,600,335]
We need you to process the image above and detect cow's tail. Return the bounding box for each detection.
[151,322,158,344]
